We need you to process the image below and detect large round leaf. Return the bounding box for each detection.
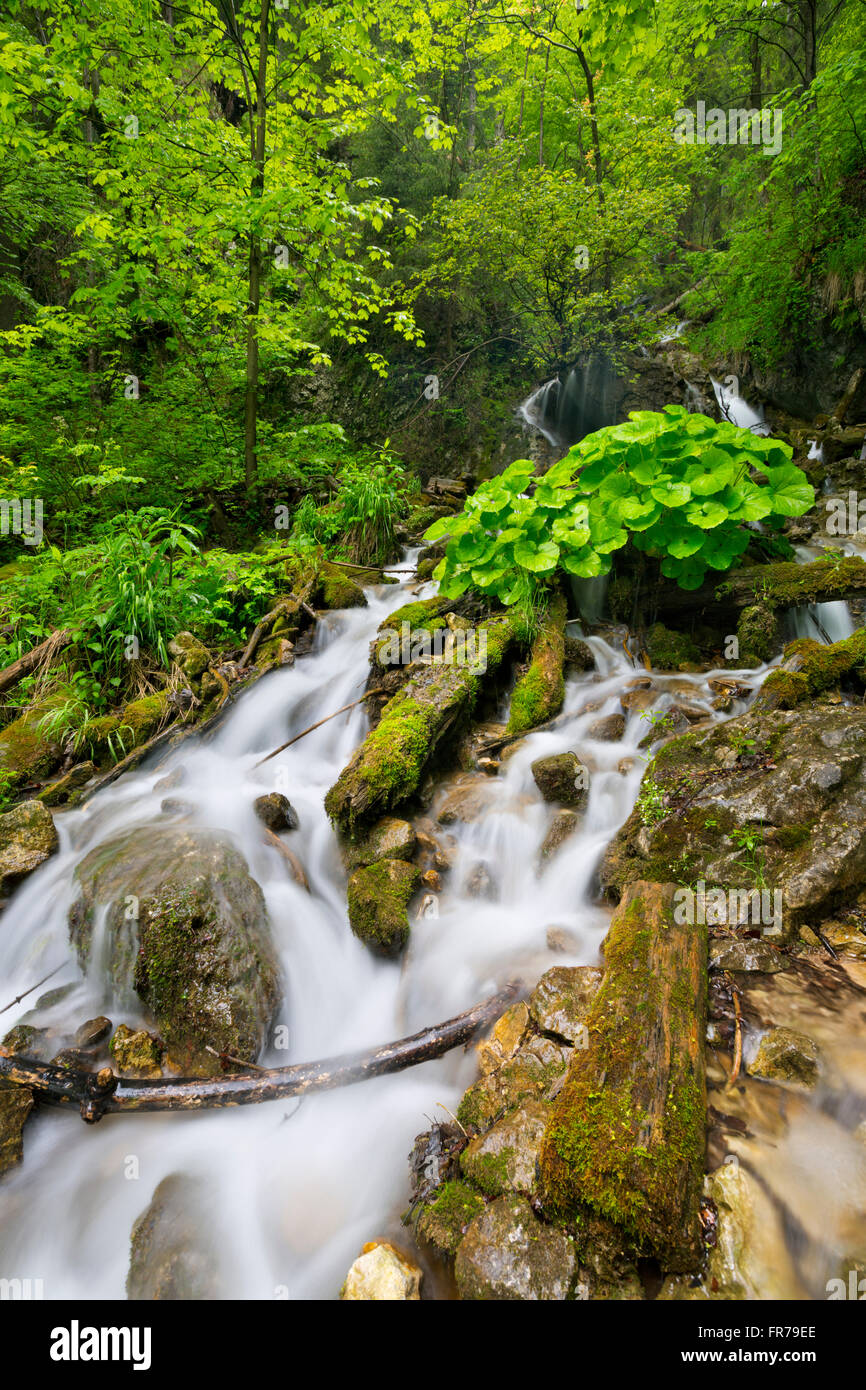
[651,479,692,507]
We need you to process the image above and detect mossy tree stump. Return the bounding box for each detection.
[539,880,707,1271]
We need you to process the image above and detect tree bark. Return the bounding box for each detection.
[539,881,707,1270]
[243,0,271,494]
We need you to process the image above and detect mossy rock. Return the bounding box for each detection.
[0,698,67,786]
[644,622,701,672]
[343,816,416,871]
[454,1195,577,1300]
[168,631,211,682]
[0,800,59,894]
[81,691,171,762]
[0,1081,34,1179]
[415,1180,485,1259]
[109,1024,164,1079]
[319,562,368,610]
[736,605,779,667]
[69,826,281,1073]
[346,857,420,956]
[756,627,866,710]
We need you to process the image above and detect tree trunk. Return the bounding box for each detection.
[243,0,271,495]
[0,630,73,696]
[539,881,707,1270]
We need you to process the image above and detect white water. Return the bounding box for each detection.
[711,375,770,435]
[1,563,699,1300]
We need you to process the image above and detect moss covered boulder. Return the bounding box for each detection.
[69,826,281,1073]
[343,816,416,871]
[109,1024,164,1079]
[415,1180,486,1259]
[168,631,211,684]
[0,800,59,894]
[318,562,368,610]
[81,691,171,762]
[749,1026,820,1087]
[0,703,64,787]
[530,752,588,808]
[346,857,420,956]
[601,696,866,927]
[644,622,702,672]
[460,1099,549,1199]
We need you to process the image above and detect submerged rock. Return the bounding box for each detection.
[749,1026,820,1087]
[346,858,420,956]
[587,712,626,741]
[539,808,581,861]
[128,1174,222,1299]
[69,826,281,1073]
[709,940,789,973]
[455,1195,576,1300]
[0,800,59,894]
[0,1081,33,1178]
[340,1241,421,1300]
[74,1016,112,1047]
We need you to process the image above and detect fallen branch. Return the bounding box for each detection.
[254,687,389,767]
[0,629,73,696]
[0,964,63,1015]
[0,982,519,1121]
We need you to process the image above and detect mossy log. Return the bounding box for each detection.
[506,592,567,735]
[539,880,707,1271]
[648,555,866,625]
[324,613,515,835]
[0,982,518,1121]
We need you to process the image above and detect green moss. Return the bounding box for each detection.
[319,563,367,609]
[377,596,450,634]
[415,1180,486,1257]
[460,1147,513,1198]
[345,857,420,956]
[736,605,779,666]
[716,556,866,608]
[506,592,566,735]
[644,622,701,672]
[539,889,706,1269]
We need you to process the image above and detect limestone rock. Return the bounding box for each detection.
[340,1241,421,1300]
[0,800,59,894]
[455,1196,576,1300]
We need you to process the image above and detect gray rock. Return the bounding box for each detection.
[253,792,299,833]
[128,1175,221,1299]
[587,713,626,741]
[344,816,415,870]
[531,752,589,807]
[455,1195,576,1300]
[529,965,603,1043]
[460,1100,549,1197]
[709,940,789,973]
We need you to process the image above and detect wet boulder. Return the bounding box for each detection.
[128,1175,222,1299]
[0,801,59,894]
[415,1181,485,1259]
[168,632,211,684]
[460,1100,549,1199]
[346,858,420,956]
[587,713,626,741]
[36,761,96,807]
[68,826,281,1073]
[343,816,416,871]
[253,793,299,832]
[530,752,588,807]
[109,1024,164,1079]
[455,1195,576,1300]
[749,1026,820,1087]
[601,697,866,929]
[539,809,581,861]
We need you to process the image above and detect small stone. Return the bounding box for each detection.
[798,925,824,951]
[160,797,195,816]
[74,1016,112,1048]
[546,926,580,953]
[749,1027,820,1087]
[421,868,441,891]
[109,1024,163,1079]
[587,713,626,742]
[620,687,659,714]
[709,940,789,973]
[819,921,866,959]
[455,1195,576,1300]
[253,793,299,833]
[529,966,603,1044]
[340,1241,421,1300]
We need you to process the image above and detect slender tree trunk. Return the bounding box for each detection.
[749,32,762,109]
[244,0,270,495]
[539,42,550,165]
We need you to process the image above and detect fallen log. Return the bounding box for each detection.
[324,613,516,835]
[0,982,518,1122]
[647,555,866,626]
[539,880,707,1271]
[0,628,73,695]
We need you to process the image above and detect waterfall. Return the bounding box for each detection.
[710,375,770,435]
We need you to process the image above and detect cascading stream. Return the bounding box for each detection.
[0,550,862,1300]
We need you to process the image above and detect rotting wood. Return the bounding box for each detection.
[0,982,518,1122]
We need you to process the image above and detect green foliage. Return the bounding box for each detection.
[426,407,814,602]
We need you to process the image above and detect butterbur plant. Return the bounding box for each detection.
[425,406,815,600]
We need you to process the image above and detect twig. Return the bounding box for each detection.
[254,687,389,766]
[205,1045,269,1073]
[0,964,64,1015]
[726,973,743,1087]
